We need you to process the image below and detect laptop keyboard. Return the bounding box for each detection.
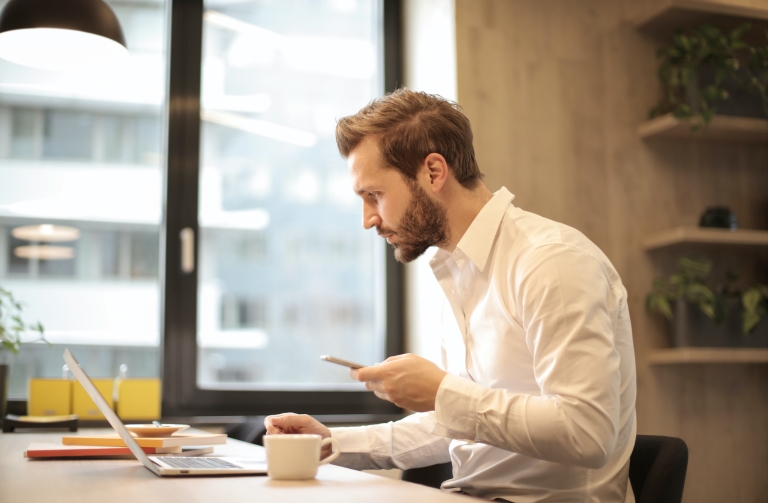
[157,457,243,470]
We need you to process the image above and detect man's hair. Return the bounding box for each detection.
[335,89,482,188]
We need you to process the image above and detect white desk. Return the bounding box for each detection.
[0,429,468,503]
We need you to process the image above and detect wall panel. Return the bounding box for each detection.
[455,1,768,501]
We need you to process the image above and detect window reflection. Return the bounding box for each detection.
[197,0,385,390]
[0,0,166,397]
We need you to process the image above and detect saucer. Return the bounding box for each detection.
[125,424,189,437]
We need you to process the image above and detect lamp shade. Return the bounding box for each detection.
[0,0,128,70]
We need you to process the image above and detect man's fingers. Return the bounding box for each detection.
[265,413,304,434]
[355,365,386,382]
[364,380,385,392]
[384,354,409,362]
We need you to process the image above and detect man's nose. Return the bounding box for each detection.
[362,204,381,230]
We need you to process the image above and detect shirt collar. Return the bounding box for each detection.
[430,187,515,273]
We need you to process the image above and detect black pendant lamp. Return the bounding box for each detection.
[0,0,127,70]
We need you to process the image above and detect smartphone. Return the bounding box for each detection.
[320,355,365,369]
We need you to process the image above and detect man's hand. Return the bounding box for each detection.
[264,413,334,459]
[351,354,447,412]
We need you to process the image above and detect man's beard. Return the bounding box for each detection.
[378,182,450,263]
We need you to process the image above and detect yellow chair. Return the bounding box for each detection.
[116,379,162,420]
[28,379,71,416]
[72,379,114,420]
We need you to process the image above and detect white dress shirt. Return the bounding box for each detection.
[331,187,637,503]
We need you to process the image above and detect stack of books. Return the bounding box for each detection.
[25,432,226,459]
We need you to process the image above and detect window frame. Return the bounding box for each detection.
[161,0,404,417]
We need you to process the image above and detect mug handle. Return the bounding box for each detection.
[318,437,340,465]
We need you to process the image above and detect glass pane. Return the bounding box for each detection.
[198,0,384,390]
[0,0,168,397]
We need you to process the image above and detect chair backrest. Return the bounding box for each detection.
[225,416,266,444]
[629,435,688,503]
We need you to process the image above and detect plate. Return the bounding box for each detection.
[125,424,190,437]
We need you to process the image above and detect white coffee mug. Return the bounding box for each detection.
[264,434,340,480]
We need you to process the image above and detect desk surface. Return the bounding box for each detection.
[0,430,467,503]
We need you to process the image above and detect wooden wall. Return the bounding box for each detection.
[454,1,768,502]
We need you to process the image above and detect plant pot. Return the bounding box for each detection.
[0,363,8,419]
[673,299,768,348]
[696,66,768,119]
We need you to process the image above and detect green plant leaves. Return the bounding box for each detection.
[742,286,768,334]
[646,256,768,333]
[650,22,768,127]
[0,286,48,355]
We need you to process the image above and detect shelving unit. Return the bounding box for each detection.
[648,347,768,365]
[632,0,768,37]
[637,113,768,144]
[643,226,768,250]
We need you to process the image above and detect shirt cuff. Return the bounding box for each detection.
[329,426,370,453]
[432,372,485,441]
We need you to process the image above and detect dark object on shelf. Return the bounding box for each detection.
[699,206,737,229]
[3,414,79,433]
[629,435,688,503]
[673,300,768,348]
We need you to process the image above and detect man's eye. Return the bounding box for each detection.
[368,192,378,199]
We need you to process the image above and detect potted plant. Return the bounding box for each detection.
[646,256,768,347]
[650,23,768,129]
[0,287,46,418]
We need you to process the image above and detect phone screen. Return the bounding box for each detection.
[320,355,365,369]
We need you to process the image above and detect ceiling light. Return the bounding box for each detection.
[14,245,75,260]
[12,224,80,242]
[0,0,128,70]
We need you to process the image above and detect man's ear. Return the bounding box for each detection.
[423,153,448,194]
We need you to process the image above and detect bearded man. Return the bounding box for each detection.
[265,89,637,503]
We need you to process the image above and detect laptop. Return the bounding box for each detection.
[63,349,267,476]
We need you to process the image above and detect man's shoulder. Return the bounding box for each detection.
[500,207,583,251]
[499,207,616,275]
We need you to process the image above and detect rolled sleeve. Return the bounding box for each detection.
[330,412,452,471]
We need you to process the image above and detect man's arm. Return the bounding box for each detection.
[264,412,452,471]
[331,412,452,470]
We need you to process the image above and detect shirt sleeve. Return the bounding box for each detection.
[330,412,452,470]
[433,244,622,469]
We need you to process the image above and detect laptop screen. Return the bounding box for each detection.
[63,349,160,474]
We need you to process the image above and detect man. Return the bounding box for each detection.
[265,89,637,503]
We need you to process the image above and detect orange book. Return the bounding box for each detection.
[25,443,181,458]
[61,433,227,448]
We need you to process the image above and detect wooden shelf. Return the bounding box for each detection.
[633,0,768,37]
[643,226,768,250]
[637,113,768,143]
[648,347,768,365]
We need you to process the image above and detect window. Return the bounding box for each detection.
[0,0,167,397]
[163,0,401,415]
[2,0,401,416]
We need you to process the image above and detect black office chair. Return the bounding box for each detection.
[629,435,688,503]
[225,416,267,445]
[401,434,689,502]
